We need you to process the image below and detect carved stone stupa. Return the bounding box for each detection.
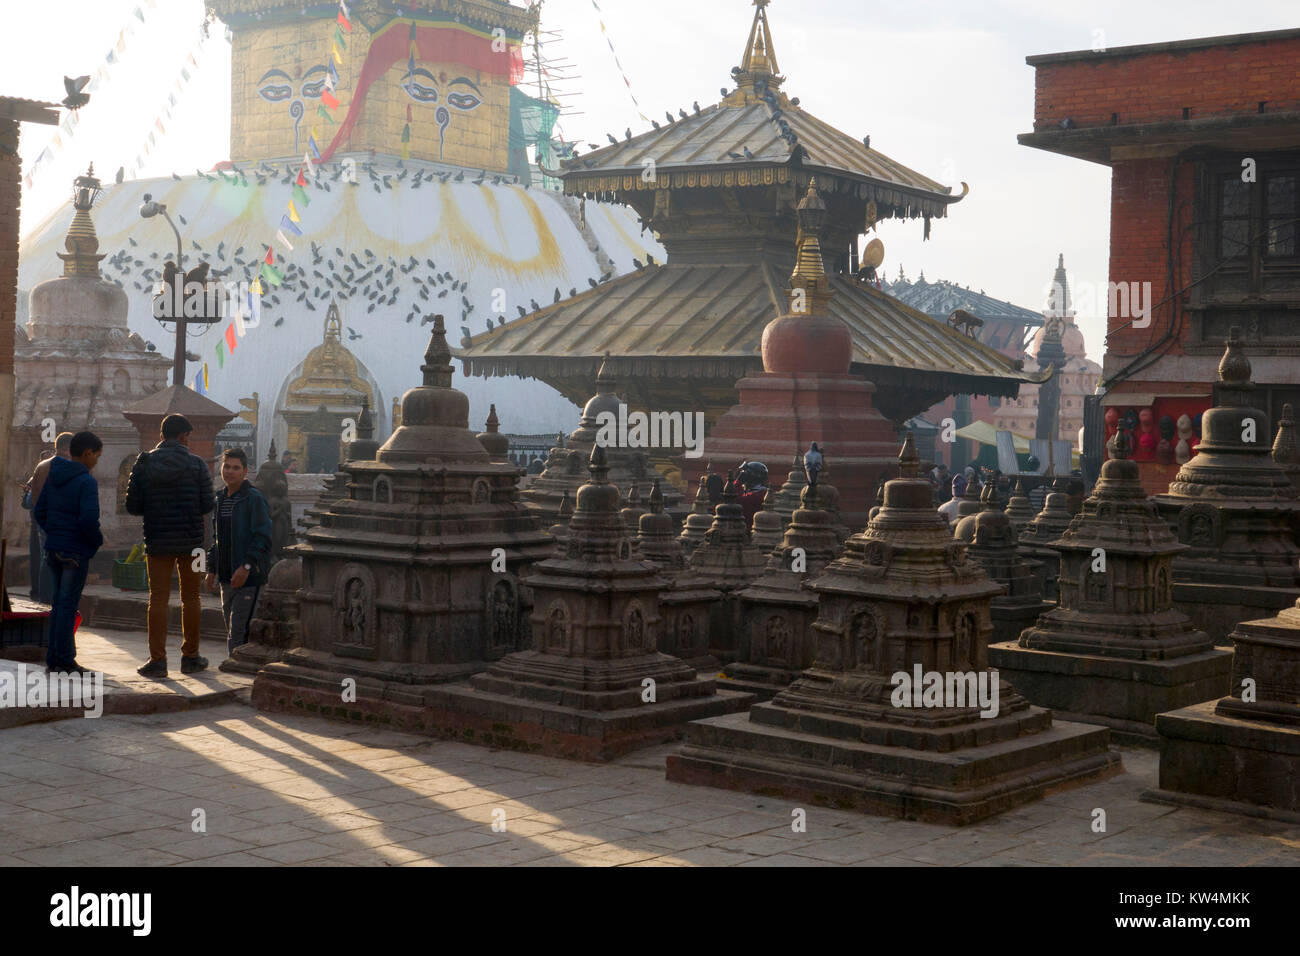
[1155,592,1300,814]
[687,474,768,663]
[1152,329,1300,643]
[955,482,1049,645]
[1018,474,1074,602]
[521,356,685,527]
[418,445,752,760]
[990,431,1232,741]
[637,479,722,670]
[668,434,1118,825]
[251,317,556,720]
[728,484,842,700]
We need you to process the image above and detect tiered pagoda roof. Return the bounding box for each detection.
[457,0,1045,425]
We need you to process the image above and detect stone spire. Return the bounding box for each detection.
[679,473,716,557]
[476,403,510,462]
[669,433,1117,823]
[620,481,647,533]
[767,453,807,528]
[994,423,1229,738]
[348,396,380,462]
[958,475,1046,645]
[1003,477,1036,538]
[59,164,106,278]
[637,480,683,569]
[1018,474,1075,602]
[1272,402,1300,493]
[790,178,831,316]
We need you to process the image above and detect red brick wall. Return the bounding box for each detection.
[1105,157,1197,359]
[0,120,19,376]
[1032,37,1300,131]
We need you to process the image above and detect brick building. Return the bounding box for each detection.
[1020,28,1300,492]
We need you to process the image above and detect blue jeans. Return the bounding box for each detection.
[45,551,89,670]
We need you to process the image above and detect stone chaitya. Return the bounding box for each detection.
[727,484,841,700]
[1004,477,1037,538]
[250,316,556,718]
[688,474,768,663]
[667,434,1118,825]
[1152,329,1300,643]
[521,356,685,527]
[1018,474,1074,602]
[678,474,717,557]
[955,482,1049,645]
[1154,591,1300,815]
[767,454,806,529]
[637,479,721,670]
[1272,403,1300,496]
[221,556,302,675]
[990,432,1232,741]
[476,403,510,463]
[415,445,752,760]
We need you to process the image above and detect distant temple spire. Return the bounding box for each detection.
[1047,252,1072,319]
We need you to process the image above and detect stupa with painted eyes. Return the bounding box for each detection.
[18,0,664,478]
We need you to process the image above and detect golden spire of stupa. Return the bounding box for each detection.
[790,178,831,316]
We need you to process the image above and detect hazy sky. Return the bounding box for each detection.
[6,0,1297,365]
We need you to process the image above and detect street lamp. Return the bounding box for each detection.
[140,192,186,385]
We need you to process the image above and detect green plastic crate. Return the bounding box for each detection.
[112,559,149,591]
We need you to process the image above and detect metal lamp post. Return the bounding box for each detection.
[139,193,187,385]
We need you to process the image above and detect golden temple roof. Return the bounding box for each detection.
[560,2,963,222]
[457,261,1047,423]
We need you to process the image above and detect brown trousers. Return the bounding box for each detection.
[146,554,204,661]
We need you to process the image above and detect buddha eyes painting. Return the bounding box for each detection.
[401,67,484,159]
[257,65,330,152]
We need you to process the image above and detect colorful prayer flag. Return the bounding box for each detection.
[308,135,321,160]
[317,103,335,123]
[203,363,209,390]
[280,215,303,236]
[296,166,307,186]
[261,262,284,286]
[334,27,346,50]
[225,324,237,351]
[234,311,246,337]
[337,9,351,31]
[321,89,339,110]
[292,185,311,208]
[215,340,225,368]
[287,200,301,223]
[331,43,341,66]
[264,246,274,265]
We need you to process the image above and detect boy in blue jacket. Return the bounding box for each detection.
[34,431,104,673]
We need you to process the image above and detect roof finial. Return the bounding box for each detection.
[735,0,784,99]
[421,315,454,388]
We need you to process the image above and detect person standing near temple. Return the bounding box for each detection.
[205,448,272,658]
[34,432,103,674]
[126,414,215,678]
[22,431,72,603]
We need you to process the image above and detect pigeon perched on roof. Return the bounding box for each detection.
[804,442,823,487]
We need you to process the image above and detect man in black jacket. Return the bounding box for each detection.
[205,448,272,657]
[125,414,215,678]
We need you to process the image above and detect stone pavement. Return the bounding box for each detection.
[0,700,1298,866]
[0,624,248,729]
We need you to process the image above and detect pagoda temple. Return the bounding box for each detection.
[456,0,1046,452]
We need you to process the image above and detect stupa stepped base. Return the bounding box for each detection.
[666,707,1119,825]
[1173,582,1300,645]
[718,662,804,702]
[1152,700,1300,816]
[991,598,1054,646]
[219,640,289,676]
[252,655,754,760]
[988,642,1233,744]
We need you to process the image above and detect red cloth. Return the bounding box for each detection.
[739,490,764,529]
[321,23,524,161]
